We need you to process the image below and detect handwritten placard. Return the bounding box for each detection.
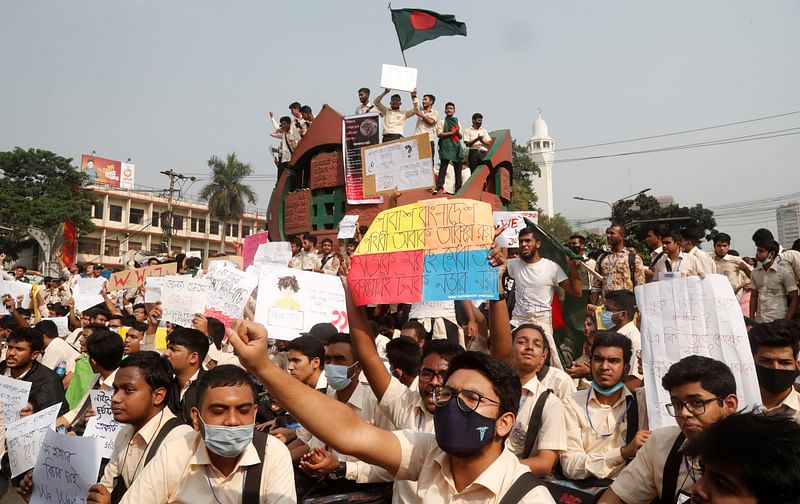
[30,430,102,504]
[348,198,498,305]
[5,402,60,477]
[0,374,32,424]
[635,274,762,430]
[204,262,259,327]
[144,276,164,303]
[284,190,312,235]
[309,152,345,190]
[253,242,293,267]
[362,134,434,196]
[380,63,418,92]
[84,390,122,458]
[72,277,106,312]
[160,276,210,327]
[108,262,178,291]
[242,231,269,269]
[254,265,349,341]
[493,211,540,248]
[0,280,32,312]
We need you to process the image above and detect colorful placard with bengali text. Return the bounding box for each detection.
[348,198,498,305]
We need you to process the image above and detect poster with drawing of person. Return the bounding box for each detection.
[254,265,349,341]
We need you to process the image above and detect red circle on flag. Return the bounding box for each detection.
[410,11,437,30]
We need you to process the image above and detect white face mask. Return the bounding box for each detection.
[199,417,254,458]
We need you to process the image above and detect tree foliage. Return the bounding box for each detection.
[510,139,540,211]
[538,213,575,244]
[0,147,95,256]
[199,153,257,251]
[611,194,717,243]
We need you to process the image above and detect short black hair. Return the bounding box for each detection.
[512,324,549,359]
[757,240,780,255]
[132,303,147,313]
[167,327,210,362]
[286,335,325,369]
[86,329,124,371]
[684,411,800,503]
[35,320,59,339]
[445,101,455,109]
[279,115,292,125]
[8,327,44,353]
[421,339,464,363]
[645,225,664,238]
[128,321,149,333]
[661,355,737,397]
[321,238,333,246]
[713,232,731,245]
[518,227,537,240]
[0,317,18,331]
[15,265,27,273]
[751,228,774,244]
[119,351,174,395]
[423,94,435,104]
[358,87,370,94]
[289,101,301,110]
[471,112,482,120]
[390,93,401,101]
[302,232,317,245]
[591,331,632,368]
[300,105,312,114]
[446,351,521,418]
[608,223,627,236]
[196,364,257,408]
[605,290,637,317]
[568,234,586,244]
[749,320,800,358]
[85,307,110,320]
[401,320,427,342]
[679,227,700,244]
[386,336,421,377]
[47,303,68,316]
[793,238,800,252]
[327,333,352,346]
[290,236,302,247]
[206,317,226,350]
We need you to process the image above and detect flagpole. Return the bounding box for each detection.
[388,3,408,66]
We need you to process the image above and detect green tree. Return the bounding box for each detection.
[510,139,540,211]
[611,194,717,243]
[199,153,257,253]
[0,147,95,260]
[538,213,574,244]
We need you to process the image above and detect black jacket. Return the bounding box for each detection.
[168,368,204,425]
[0,360,69,417]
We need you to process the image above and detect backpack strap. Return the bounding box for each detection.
[625,394,639,445]
[660,431,687,503]
[242,430,268,504]
[522,389,552,459]
[628,253,638,288]
[499,471,542,504]
[536,364,550,382]
[650,251,666,269]
[144,416,185,465]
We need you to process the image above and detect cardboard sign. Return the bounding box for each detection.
[362,134,434,196]
[380,63,418,92]
[348,198,499,305]
[72,277,107,312]
[108,262,178,291]
[635,275,761,430]
[30,430,102,504]
[5,403,60,477]
[204,262,259,327]
[160,276,210,327]
[0,375,32,424]
[337,215,359,240]
[83,390,122,458]
[493,211,540,248]
[242,231,269,269]
[254,266,349,341]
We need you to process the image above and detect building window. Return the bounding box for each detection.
[151,212,160,228]
[210,220,220,235]
[225,223,239,237]
[104,240,120,257]
[242,225,251,237]
[191,217,206,233]
[128,241,142,251]
[92,203,103,219]
[172,215,184,231]
[78,238,101,255]
[129,208,144,225]
[108,205,123,222]
[171,246,183,255]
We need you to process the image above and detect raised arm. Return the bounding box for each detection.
[344,281,392,400]
[373,89,389,114]
[559,259,583,298]
[227,319,402,475]
[487,244,512,363]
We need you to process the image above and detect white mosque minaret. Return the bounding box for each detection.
[527,110,555,216]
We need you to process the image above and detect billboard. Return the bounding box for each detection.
[81,154,134,188]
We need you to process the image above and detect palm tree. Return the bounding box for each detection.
[199,153,257,254]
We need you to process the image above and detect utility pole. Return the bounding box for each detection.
[160,170,195,253]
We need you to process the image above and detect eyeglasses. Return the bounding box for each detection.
[665,397,723,417]
[418,368,448,382]
[432,385,501,412]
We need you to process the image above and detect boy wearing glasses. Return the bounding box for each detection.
[599,355,739,504]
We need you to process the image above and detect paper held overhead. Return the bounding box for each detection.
[380,64,418,92]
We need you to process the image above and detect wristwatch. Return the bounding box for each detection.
[334,461,347,480]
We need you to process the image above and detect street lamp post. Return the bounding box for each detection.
[573,187,652,221]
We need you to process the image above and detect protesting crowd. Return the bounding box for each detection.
[0,215,799,504]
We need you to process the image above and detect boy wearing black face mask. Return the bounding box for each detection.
[749,320,800,422]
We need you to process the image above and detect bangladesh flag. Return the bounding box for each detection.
[524,217,589,367]
[390,8,467,51]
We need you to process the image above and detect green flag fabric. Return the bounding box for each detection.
[390,8,467,51]
[523,218,588,367]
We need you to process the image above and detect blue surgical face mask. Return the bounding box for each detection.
[434,397,496,456]
[760,256,772,266]
[325,362,358,391]
[591,380,625,397]
[199,417,254,457]
[600,310,617,329]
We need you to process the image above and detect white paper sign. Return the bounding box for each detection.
[204,262,259,327]
[5,402,61,477]
[42,317,70,337]
[83,390,122,459]
[635,275,762,430]
[254,266,349,341]
[380,63,418,92]
[253,242,293,267]
[144,276,164,303]
[72,277,106,312]
[337,215,359,239]
[492,211,540,248]
[0,280,32,312]
[160,276,210,327]
[363,135,434,193]
[0,374,32,424]
[30,429,102,504]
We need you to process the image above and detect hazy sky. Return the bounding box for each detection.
[2,1,798,253]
